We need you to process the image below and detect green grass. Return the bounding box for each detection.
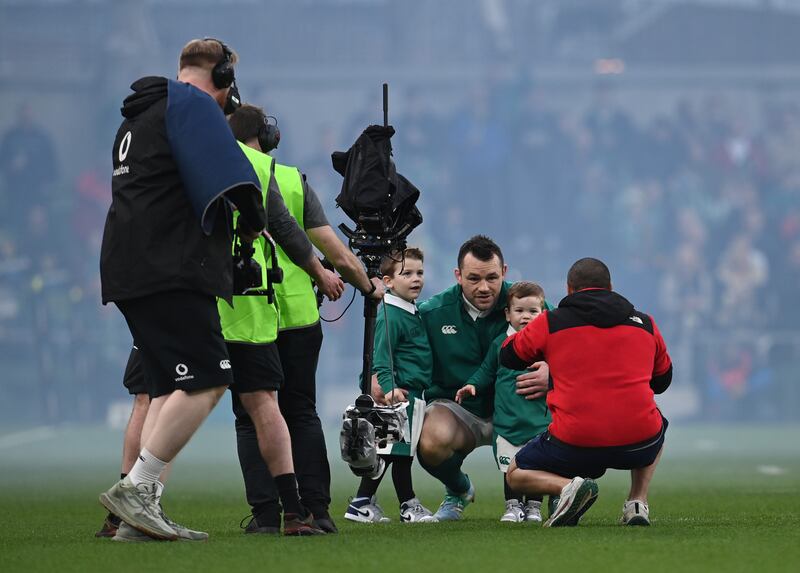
[1,425,799,573]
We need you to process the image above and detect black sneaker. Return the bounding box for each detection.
[240,514,280,535]
[95,512,121,538]
[313,515,338,534]
[283,512,326,536]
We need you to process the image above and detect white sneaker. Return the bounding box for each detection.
[543,477,599,528]
[524,500,542,523]
[112,521,158,543]
[500,499,525,523]
[620,499,650,526]
[344,496,391,523]
[400,498,435,523]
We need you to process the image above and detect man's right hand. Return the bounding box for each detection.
[366,277,385,301]
[317,268,344,301]
[515,361,550,400]
[237,220,264,243]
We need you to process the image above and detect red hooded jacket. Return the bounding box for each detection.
[500,288,672,448]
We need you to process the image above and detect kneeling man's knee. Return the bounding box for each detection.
[506,460,520,489]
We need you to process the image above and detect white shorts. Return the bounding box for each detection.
[426,399,493,447]
[495,434,525,473]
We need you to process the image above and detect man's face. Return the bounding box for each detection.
[455,253,507,311]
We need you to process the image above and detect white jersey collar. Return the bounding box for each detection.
[385,291,417,314]
[463,294,491,321]
[506,324,517,336]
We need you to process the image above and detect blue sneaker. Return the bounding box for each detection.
[432,477,475,522]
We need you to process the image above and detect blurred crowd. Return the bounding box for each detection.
[1,81,798,425]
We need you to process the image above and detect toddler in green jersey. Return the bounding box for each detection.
[455,281,552,523]
[344,248,435,524]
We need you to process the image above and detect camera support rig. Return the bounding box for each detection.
[335,84,423,477]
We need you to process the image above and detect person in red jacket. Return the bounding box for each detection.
[500,257,672,528]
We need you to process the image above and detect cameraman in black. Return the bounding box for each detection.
[227,104,384,534]
[98,39,267,541]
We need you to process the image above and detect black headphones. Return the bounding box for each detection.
[258,114,281,153]
[204,37,235,89]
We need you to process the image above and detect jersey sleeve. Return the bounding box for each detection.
[500,312,548,369]
[466,338,500,394]
[651,316,672,376]
[373,308,398,394]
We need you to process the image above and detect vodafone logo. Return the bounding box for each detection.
[174,362,194,382]
[441,325,458,335]
[118,131,132,162]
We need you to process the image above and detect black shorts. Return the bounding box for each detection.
[116,290,234,398]
[122,346,148,396]
[515,416,668,480]
[226,341,284,394]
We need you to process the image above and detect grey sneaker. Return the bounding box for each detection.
[99,477,177,541]
[620,499,650,526]
[159,505,209,541]
[112,521,158,543]
[500,499,525,523]
[543,477,599,528]
[524,500,542,523]
[399,498,435,523]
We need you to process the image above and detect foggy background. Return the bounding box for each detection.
[1,0,798,434]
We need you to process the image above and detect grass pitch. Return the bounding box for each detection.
[1,424,798,573]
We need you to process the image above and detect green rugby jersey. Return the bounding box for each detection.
[373,292,432,395]
[418,282,512,418]
[467,326,551,445]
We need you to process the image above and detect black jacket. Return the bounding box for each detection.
[100,77,265,303]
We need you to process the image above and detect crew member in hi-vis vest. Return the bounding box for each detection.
[227,104,383,534]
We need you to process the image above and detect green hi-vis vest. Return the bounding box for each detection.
[272,163,320,330]
[217,143,279,344]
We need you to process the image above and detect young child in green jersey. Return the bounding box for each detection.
[455,281,552,523]
[344,248,435,524]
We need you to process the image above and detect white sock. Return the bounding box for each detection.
[128,448,168,487]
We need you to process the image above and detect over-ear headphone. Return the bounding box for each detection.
[204,37,235,89]
[258,115,281,153]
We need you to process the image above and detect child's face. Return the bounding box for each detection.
[505,295,543,331]
[384,257,424,302]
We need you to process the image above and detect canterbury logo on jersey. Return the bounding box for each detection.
[628,316,643,324]
[219,360,232,370]
[441,325,458,335]
[498,455,511,465]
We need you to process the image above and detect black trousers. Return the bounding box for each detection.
[233,322,331,524]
